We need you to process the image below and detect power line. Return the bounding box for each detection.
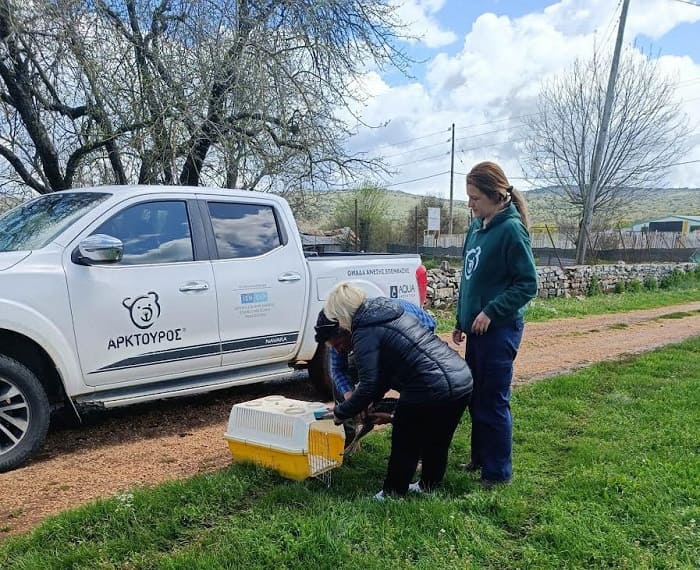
[646,158,700,169]
[354,76,699,160]
[454,125,525,144]
[458,137,528,156]
[383,171,450,188]
[365,128,450,151]
[378,138,450,160]
[454,114,537,132]
[670,0,700,6]
[379,124,526,161]
[598,0,624,52]
[369,77,699,156]
[475,159,700,183]
[391,150,450,169]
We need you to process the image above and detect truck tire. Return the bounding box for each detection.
[0,355,51,473]
[308,344,334,401]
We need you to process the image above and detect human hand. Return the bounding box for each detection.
[452,328,465,345]
[470,311,491,335]
[343,391,353,401]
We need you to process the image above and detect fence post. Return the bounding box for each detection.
[414,205,419,254]
[545,224,565,268]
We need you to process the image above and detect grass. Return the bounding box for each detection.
[432,271,700,334]
[1,338,699,569]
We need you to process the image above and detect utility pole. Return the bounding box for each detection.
[576,0,630,264]
[448,123,455,235]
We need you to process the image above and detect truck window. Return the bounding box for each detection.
[93,200,194,265]
[208,202,281,259]
[0,192,110,252]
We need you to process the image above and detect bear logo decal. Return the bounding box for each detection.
[463,246,481,281]
[122,291,161,329]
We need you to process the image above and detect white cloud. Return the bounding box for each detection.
[346,0,700,196]
[390,0,457,48]
[626,0,700,39]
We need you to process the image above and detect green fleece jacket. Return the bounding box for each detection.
[456,203,538,332]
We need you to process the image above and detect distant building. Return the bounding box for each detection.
[630,215,700,234]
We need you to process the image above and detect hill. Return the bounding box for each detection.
[292,187,700,232]
[523,186,700,227]
[291,189,471,232]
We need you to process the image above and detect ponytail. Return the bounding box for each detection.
[510,187,530,231]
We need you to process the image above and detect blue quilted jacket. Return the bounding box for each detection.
[334,297,472,420]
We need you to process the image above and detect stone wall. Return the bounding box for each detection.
[425,262,698,308]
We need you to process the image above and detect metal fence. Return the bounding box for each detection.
[390,229,700,264]
[424,230,700,251]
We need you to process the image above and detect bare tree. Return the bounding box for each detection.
[522,46,690,263]
[0,0,412,195]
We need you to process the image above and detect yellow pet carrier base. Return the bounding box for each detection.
[225,396,345,481]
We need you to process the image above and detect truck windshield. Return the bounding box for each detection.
[0,192,111,252]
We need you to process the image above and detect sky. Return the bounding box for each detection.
[343,0,700,198]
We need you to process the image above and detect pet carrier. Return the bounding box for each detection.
[224,395,345,480]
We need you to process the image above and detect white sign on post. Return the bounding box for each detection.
[427,207,441,231]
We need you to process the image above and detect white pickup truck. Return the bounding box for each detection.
[0,185,426,471]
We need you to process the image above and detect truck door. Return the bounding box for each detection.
[200,198,307,367]
[64,197,222,387]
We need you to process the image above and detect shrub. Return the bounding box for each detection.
[614,281,626,294]
[422,258,440,270]
[627,279,642,293]
[643,276,658,291]
[587,274,602,296]
[660,269,686,289]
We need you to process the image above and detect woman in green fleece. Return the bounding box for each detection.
[452,161,538,487]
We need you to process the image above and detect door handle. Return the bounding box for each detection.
[179,281,209,292]
[278,272,302,282]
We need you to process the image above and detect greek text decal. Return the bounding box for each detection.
[346,267,410,277]
[107,329,184,350]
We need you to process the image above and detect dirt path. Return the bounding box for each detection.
[2,302,700,537]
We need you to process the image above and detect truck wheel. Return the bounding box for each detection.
[0,356,50,473]
[308,344,334,401]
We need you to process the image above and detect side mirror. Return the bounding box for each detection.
[73,234,124,265]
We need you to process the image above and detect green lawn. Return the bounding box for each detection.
[2,338,699,569]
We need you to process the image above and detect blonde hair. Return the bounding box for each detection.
[467,161,531,229]
[323,282,366,330]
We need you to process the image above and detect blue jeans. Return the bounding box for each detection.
[465,319,524,482]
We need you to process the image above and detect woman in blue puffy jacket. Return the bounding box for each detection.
[324,282,473,499]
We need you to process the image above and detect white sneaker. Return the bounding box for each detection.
[373,490,385,501]
[408,481,423,494]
